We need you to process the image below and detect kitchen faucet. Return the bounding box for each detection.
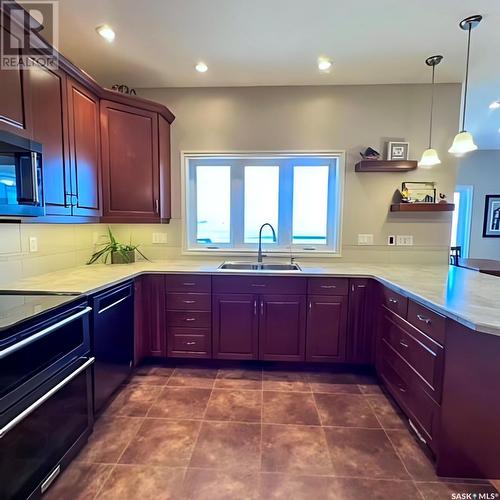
[257,223,277,263]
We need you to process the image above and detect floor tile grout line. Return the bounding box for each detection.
[91,463,116,500]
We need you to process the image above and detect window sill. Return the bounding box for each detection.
[182,248,342,258]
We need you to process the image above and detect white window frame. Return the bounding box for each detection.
[181,151,345,257]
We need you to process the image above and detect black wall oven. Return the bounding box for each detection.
[0,130,44,217]
[0,297,94,500]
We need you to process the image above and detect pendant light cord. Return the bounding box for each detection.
[429,64,435,148]
[462,24,472,132]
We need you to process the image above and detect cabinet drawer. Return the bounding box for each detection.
[165,275,211,293]
[407,300,446,345]
[213,275,306,294]
[381,309,444,403]
[307,278,349,295]
[166,310,211,328]
[382,288,408,317]
[166,293,211,311]
[168,328,210,358]
[379,340,440,452]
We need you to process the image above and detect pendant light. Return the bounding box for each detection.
[449,15,482,155]
[419,55,443,168]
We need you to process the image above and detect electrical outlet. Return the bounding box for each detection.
[29,236,38,252]
[152,232,168,244]
[396,235,414,246]
[387,235,396,246]
[357,234,374,245]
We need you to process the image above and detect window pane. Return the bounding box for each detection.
[293,166,329,245]
[450,191,461,247]
[244,166,279,243]
[196,166,230,244]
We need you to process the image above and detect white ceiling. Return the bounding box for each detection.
[56,0,500,148]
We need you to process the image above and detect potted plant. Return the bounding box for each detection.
[87,227,149,264]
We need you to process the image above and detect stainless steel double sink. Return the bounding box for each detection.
[217,261,302,271]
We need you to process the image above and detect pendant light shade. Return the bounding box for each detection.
[419,148,441,167]
[448,131,478,155]
[449,15,482,156]
[419,55,443,168]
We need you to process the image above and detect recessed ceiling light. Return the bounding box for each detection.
[195,62,208,73]
[318,57,333,73]
[96,24,115,42]
[489,101,500,109]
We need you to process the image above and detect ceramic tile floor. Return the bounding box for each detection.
[44,364,500,500]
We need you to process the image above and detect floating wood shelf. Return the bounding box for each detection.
[390,203,455,212]
[355,160,418,172]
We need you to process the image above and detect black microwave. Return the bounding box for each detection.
[0,130,44,217]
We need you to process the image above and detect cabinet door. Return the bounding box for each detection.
[306,295,348,362]
[141,275,166,357]
[213,294,258,360]
[259,294,306,361]
[100,100,160,222]
[30,64,72,215]
[67,78,101,216]
[0,25,32,137]
[346,279,373,364]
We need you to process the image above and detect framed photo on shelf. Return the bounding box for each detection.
[387,141,409,161]
[482,195,500,237]
[402,182,436,203]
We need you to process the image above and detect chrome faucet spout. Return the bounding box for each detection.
[257,223,277,263]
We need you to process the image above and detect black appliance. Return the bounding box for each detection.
[91,282,134,414]
[0,130,44,217]
[0,293,94,499]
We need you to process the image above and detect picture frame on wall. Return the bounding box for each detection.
[482,195,500,237]
[401,182,436,203]
[387,141,409,160]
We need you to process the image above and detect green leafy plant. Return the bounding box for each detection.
[87,227,149,264]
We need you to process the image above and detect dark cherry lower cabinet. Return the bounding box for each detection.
[212,294,259,360]
[306,295,348,362]
[259,295,306,361]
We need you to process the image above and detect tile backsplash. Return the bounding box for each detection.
[0,221,183,286]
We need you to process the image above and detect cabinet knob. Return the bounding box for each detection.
[185,317,196,322]
[186,341,196,346]
[388,298,398,304]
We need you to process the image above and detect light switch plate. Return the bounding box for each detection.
[357,234,374,245]
[29,236,38,252]
[152,233,168,244]
[396,235,414,246]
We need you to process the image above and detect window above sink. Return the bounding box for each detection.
[183,152,345,256]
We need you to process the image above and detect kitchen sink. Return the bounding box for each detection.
[218,262,302,271]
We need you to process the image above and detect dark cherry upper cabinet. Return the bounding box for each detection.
[67,78,101,217]
[138,275,166,357]
[0,26,32,138]
[306,295,348,362]
[346,279,374,364]
[212,294,259,360]
[100,100,169,223]
[259,294,306,361]
[30,64,72,216]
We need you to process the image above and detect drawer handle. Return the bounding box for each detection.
[185,318,196,322]
[399,340,409,348]
[320,285,337,289]
[398,385,407,393]
[182,282,196,286]
[416,314,432,325]
[185,341,197,346]
[408,419,427,445]
[388,298,398,304]
[251,284,266,288]
[183,300,196,304]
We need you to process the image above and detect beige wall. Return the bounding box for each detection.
[0,83,462,286]
[456,150,500,259]
[140,83,461,263]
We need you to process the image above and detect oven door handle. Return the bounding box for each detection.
[0,356,95,439]
[0,306,92,360]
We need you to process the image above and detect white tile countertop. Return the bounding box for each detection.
[2,260,500,336]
